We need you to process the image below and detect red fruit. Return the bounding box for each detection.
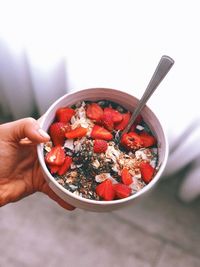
[65,127,87,139]
[120,132,143,150]
[91,125,113,141]
[56,107,75,123]
[95,179,115,201]
[114,112,131,131]
[49,122,70,146]
[45,146,65,166]
[86,103,104,122]
[113,183,132,199]
[139,161,155,184]
[93,139,108,153]
[57,155,72,175]
[49,165,59,174]
[121,168,133,185]
[111,109,123,123]
[139,132,156,147]
[103,107,123,123]
[101,112,114,131]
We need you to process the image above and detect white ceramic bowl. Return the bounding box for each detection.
[37,88,168,212]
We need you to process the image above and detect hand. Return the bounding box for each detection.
[0,118,75,210]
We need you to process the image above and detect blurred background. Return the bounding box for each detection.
[0,1,200,266]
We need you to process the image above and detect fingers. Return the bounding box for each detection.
[41,183,75,211]
[1,117,50,144]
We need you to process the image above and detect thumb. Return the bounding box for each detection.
[1,117,50,143]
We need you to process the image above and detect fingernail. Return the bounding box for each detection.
[38,128,50,139]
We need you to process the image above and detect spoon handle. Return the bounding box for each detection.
[121,55,174,136]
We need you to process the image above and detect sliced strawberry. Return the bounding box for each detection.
[95,179,115,201]
[91,125,113,141]
[111,109,123,123]
[65,127,87,139]
[101,112,114,131]
[57,155,72,175]
[49,165,60,174]
[103,107,123,123]
[113,183,132,199]
[86,103,104,122]
[114,112,131,131]
[120,132,143,150]
[139,132,156,147]
[139,161,155,184]
[45,146,65,166]
[93,139,108,153]
[121,168,133,185]
[49,122,70,146]
[56,107,75,123]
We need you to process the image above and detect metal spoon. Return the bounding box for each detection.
[118,55,175,140]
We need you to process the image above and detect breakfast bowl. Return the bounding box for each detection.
[37,88,168,212]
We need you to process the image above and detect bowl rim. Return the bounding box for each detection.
[37,87,169,206]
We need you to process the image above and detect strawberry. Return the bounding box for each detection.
[103,107,123,123]
[86,103,104,122]
[56,107,75,123]
[91,125,113,141]
[95,179,115,201]
[113,183,132,199]
[139,161,155,184]
[49,165,59,174]
[49,122,70,146]
[93,139,108,153]
[139,132,156,147]
[45,146,65,166]
[101,108,122,130]
[65,127,87,139]
[114,112,131,131]
[121,168,133,185]
[57,155,72,175]
[101,112,114,131]
[120,132,143,150]
[111,109,123,123]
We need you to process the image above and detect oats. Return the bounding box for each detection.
[106,144,121,163]
[135,148,153,161]
[65,175,76,184]
[95,173,111,183]
[74,137,87,152]
[92,159,100,169]
[70,171,78,178]
[44,141,53,152]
